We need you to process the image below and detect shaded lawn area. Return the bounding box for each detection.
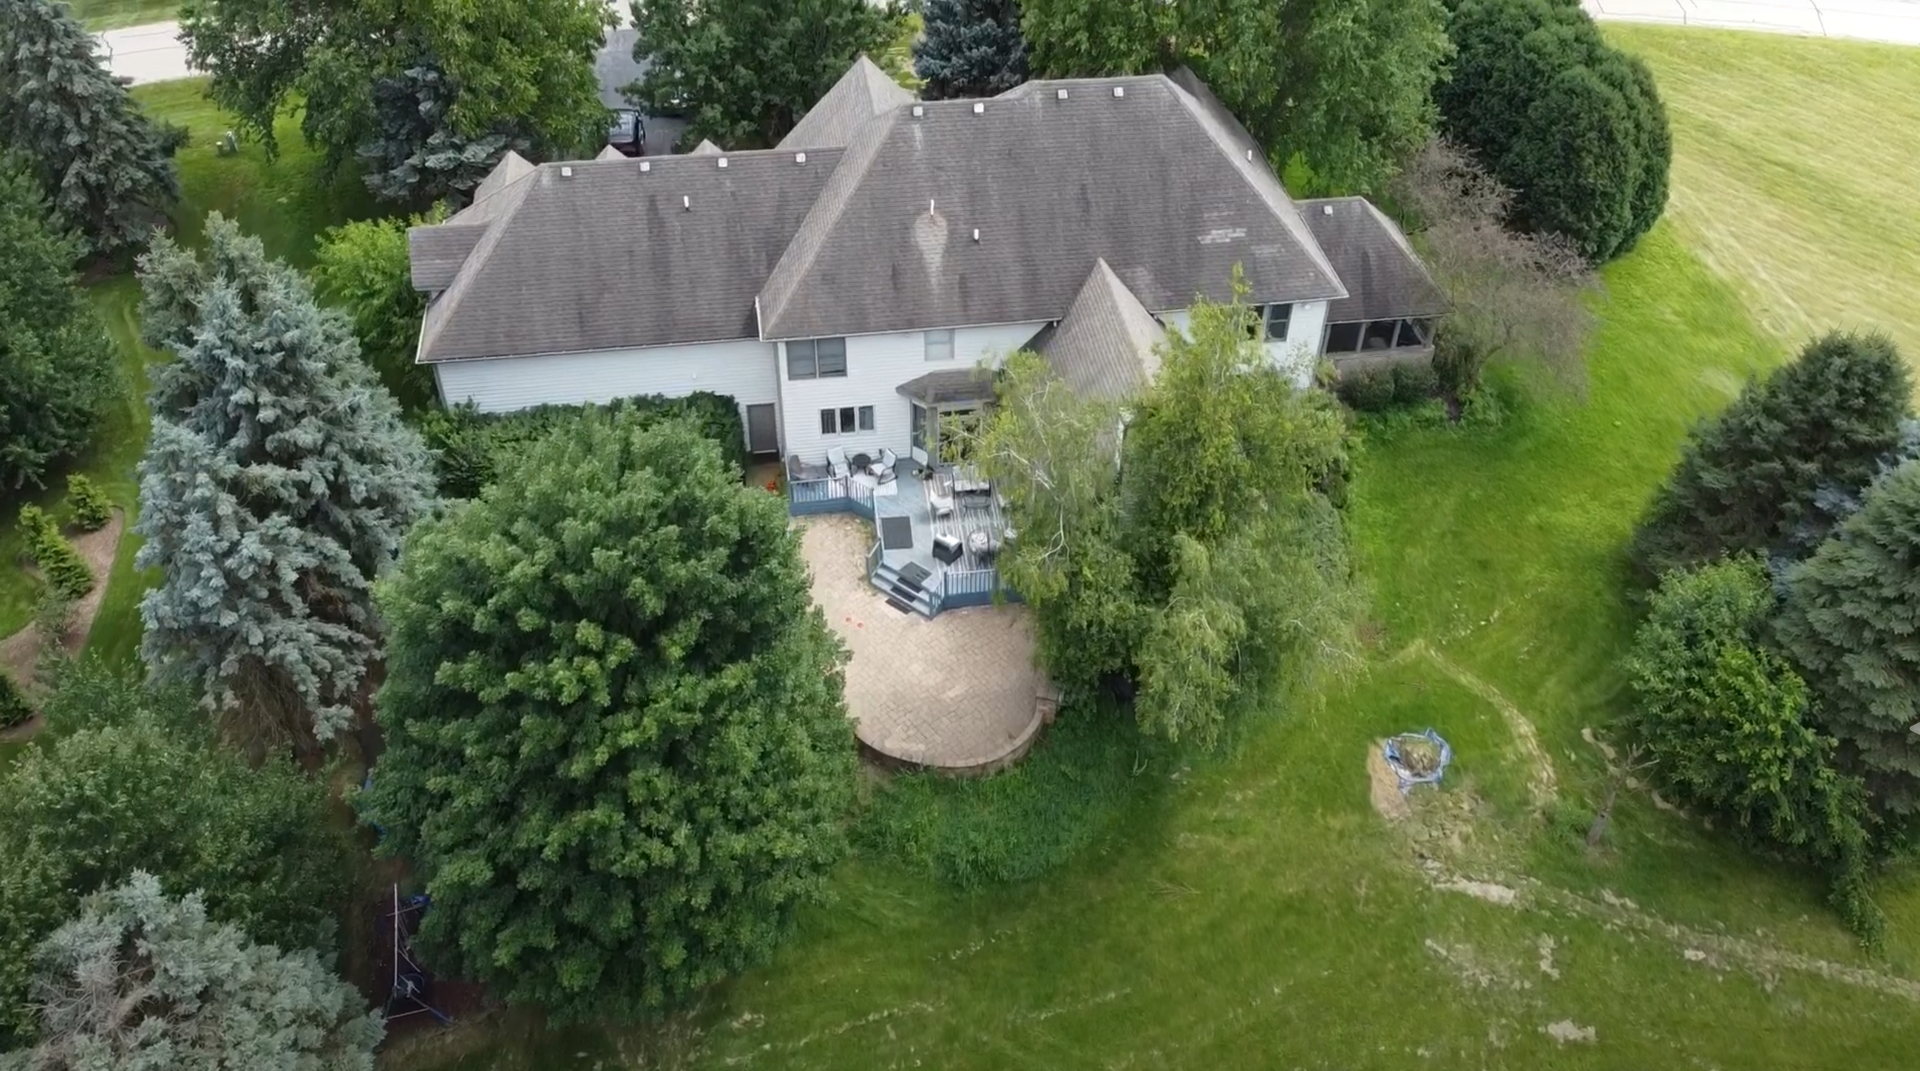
[391,229,1920,1071]
[1606,25,1920,368]
[0,79,376,659]
[66,0,178,31]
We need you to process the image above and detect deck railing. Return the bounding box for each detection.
[787,474,875,517]
[866,538,882,577]
[940,566,1000,609]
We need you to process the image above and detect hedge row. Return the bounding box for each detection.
[418,392,747,498]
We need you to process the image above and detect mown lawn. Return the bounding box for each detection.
[66,0,178,31]
[0,80,375,650]
[1605,25,1920,368]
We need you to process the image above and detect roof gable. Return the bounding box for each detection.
[1040,259,1164,402]
[1298,197,1449,323]
[757,74,1345,340]
[777,54,915,150]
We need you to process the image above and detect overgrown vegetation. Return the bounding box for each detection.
[312,213,438,412]
[0,672,31,729]
[1438,0,1670,262]
[418,392,746,497]
[61,475,111,532]
[359,412,855,1021]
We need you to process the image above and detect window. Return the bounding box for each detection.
[819,405,874,435]
[1396,319,1435,347]
[925,328,954,361]
[787,337,847,379]
[1324,322,1362,352]
[1362,320,1399,350]
[1264,303,1292,342]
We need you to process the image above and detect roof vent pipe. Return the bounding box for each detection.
[560,166,573,178]
[971,228,980,242]
[1057,88,1068,100]
[683,195,691,211]
[1322,204,1334,215]
[972,102,984,115]
[717,157,728,168]
[795,151,807,164]
[1113,86,1125,99]
[639,160,651,172]
[1245,148,1254,162]
[911,104,924,118]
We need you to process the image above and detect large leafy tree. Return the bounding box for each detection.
[0,163,119,492]
[0,659,349,1048]
[179,0,609,204]
[1630,332,1911,584]
[1021,0,1452,192]
[1437,0,1670,262]
[1624,558,1879,937]
[0,0,180,260]
[915,0,1028,100]
[1777,461,1920,825]
[629,0,904,148]
[981,292,1359,747]
[135,217,436,754]
[7,873,379,1071]
[358,412,856,1020]
[313,213,437,413]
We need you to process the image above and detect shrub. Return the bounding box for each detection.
[63,472,110,530]
[0,670,32,728]
[1437,0,1670,262]
[418,392,747,498]
[1631,332,1911,583]
[1336,367,1397,412]
[1625,558,1881,941]
[1391,361,1441,405]
[16,504,92,599]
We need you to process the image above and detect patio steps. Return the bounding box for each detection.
[870,561,939,618]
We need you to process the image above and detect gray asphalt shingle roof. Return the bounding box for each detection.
[1039,259,1164,402]
[1298,197,1449,323]
[777,55,914,151]
[413,148,844,363]
[756,74,1346,341]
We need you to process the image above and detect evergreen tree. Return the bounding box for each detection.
[354,59,533,208]
[358,412,856,1020]
[0,0,180,260]
[1777,461,1920,823]
[1631,332,1911,583]
[10,873,379,1071]
[0,162,119,491]
[134,217,435,753]
[915,0,1028,100]
[1437,0,1670,262]
[0,658,350,1048]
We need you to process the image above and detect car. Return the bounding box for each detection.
[606,108,646,157]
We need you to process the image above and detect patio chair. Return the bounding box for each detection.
[875,447,898,484]
[927,474,955,518]
[826,445,850,479]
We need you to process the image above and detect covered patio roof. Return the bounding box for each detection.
[896,367,998,406]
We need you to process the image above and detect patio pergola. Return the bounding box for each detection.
[898,367,997,467]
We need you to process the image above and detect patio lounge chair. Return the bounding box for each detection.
[876,448,898,484]
[826,445,850,479]
[927,474,955,518]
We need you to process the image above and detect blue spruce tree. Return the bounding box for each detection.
[913,0,1028,100]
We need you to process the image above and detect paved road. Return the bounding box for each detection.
[1583,0,1920,44]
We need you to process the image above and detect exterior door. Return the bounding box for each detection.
[910,402,930,464]
[745,403,778,456]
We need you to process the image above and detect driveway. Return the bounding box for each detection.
[1582,0,1920,44]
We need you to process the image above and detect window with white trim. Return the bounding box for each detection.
[819,406,874,435]
[924,328,954,361]
[787,337,847,379]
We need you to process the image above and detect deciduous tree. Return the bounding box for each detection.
[0,0,180,260]
[1022,0,1452,192]
[0,659,349,1048]
[1437,0,1670,262]
[629,0,906,148]
[915,0,1028,99]
[1392,138,1596,392]
[358,413,856,1020]
[0,163,120,491]
[8,873,378,1071]
[1631,332,1911,583]
[1777,461,1920,825]
[313,213,436,412]
[135,217,435,753]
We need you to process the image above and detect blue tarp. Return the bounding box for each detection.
[1384,729,1453,794]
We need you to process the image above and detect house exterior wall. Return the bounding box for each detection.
[1155,299,1328,388]
[432,339,781,448]
[779,322,1047,464]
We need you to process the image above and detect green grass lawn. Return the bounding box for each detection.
[0,79,376,650]
[65,0,178,31]
[1605,25,1920,368]
[385,224,1919,1071]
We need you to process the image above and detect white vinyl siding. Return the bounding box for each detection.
[779,322,1046,464]
[1155,300,1327,389]
[432,339,780,449]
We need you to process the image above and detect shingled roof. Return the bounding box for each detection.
[412,148,843,363]
[777,55,914,150]
[1039,260,1164,402]
[1298,197,1449,323]
[756,74,1346,341]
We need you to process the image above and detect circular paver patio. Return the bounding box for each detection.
[799,515,1046,772]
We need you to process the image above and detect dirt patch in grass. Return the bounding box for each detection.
[1367,742,1411,822]
[0,510,127,697]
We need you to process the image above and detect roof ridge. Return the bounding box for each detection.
[758,108,902,334]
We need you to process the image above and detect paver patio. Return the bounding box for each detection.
[799,515,1047,772]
